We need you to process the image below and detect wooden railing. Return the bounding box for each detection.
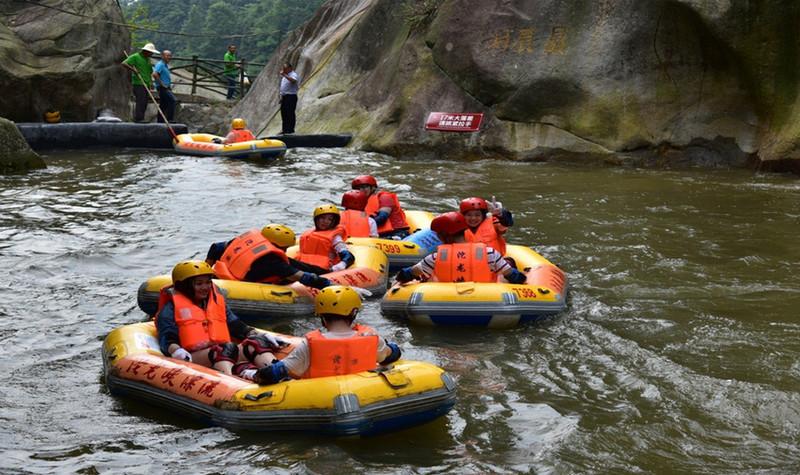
[163,55,266,101]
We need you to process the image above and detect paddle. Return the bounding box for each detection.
[123,50,179,141]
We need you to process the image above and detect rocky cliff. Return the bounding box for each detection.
[234,0,800,170]
[0,0,130,122]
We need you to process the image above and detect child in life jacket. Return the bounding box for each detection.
[214,117,255,144]
[154,260,287,380]
[340,190,379,237]
[395,212,527,284]
[294,205,355,274]
[205,224,332,289]
[459,196,513,256]
[351,175,410,239]
[252,285,402,384]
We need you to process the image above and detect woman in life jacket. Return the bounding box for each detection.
[394,212,527,285]
[459,196,513,256]
[294,205,355,274]
[340,190,378,237]
[155,260,287,381]
[351,175,410,239]
[214,117,255,144]
[205,224,333,290]
[252,285,402,384]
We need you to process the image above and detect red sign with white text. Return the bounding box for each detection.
[425,112,483,132]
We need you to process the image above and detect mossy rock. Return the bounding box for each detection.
[0,117,45,173]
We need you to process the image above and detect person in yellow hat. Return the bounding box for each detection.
[251,285,402,384]
[121,42,159,122]
[221,117,256,144]
[204,224,334,290]
[154,260,286,380]
[294,205,355,274]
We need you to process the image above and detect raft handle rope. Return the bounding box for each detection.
[244,391,274,401]
[270,290,294,297]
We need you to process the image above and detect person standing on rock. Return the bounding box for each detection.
[279,62,299,134]
[152,50,175,122]
[122,43,159,123]
[224,44,240,100]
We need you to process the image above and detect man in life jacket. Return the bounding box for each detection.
[216,117,255,144]
[459,196,513,256]
[205,224,333,290]
[340,190,378,237]
[252,285,402,384]
[351,175,410,239]
[395,212,527,285]
[154,260,286,380]
[294,205,355,274]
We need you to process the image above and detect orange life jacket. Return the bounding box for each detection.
[341,209,372,237]
[225,129,256,143]
[364,191,409,234]
[465,216,507,255]
[303,324,379,378]
[214,229,288,283]
[433,243,496,283]
[156,285,231,352]
[295,225,347,269]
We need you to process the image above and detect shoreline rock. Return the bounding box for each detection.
[0,117,45,173]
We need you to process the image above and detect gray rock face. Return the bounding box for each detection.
[0,0,130,122]
[0,117,45,173]
[233,0,800,167]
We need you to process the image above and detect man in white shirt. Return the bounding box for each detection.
[279,62,300,134]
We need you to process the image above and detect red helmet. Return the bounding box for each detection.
[431,212,469,237]
[341,190,369,211]
[459,197,489,214]
[351,175,378,189]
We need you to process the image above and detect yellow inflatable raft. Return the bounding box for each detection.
[103,322,456,436]
[174,133,286,160]
[381,244,568,328]
[137,244,388,320]
[346,210,438,271]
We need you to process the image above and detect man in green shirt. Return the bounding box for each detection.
[224,44,240,100]
[122,43,159,122]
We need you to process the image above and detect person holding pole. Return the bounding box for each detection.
[152,50,175,122]
[121,43,159,122]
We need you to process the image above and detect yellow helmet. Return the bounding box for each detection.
[172,260,214,283]
[232,118,246,130]
[315,285,362,317]
[313,204,340,218]
[261,223,296,248]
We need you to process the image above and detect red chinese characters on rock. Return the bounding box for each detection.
[425,112,483,132]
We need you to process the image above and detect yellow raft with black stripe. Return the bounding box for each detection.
[346,210,439,271]
[381,244,568,328]
[174,133,286,160]
[137,244,388,320]
[103,322,456,436]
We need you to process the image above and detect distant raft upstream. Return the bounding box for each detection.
[174,133,286,160]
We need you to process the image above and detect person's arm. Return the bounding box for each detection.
[280,70,298,84]
[488,248,526,283]
[258,340,308,384]
[222,131,237,144]
[225,305,254,340]
[368,217,379,237]
[377,336,401,365]
[155,302,181,355]
[205,240,229,265]
[494,209,513,228]
[331,235,354,270]
[395,254,435,283]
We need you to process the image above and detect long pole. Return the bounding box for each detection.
[123,50,178,141]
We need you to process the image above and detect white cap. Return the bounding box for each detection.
[141,43,160,54]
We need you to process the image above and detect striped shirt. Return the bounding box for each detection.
[412,245,510,278]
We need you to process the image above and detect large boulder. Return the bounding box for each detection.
[0,0,130,122]
[0,117,45,173]
[234,0,800,169]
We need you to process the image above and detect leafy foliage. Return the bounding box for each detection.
[401,0,442,30]
[119,0,324,64]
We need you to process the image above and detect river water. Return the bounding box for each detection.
[0,148,798,473]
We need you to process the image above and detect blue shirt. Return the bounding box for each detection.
[154,60,171,89]
[280,71,299,95]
